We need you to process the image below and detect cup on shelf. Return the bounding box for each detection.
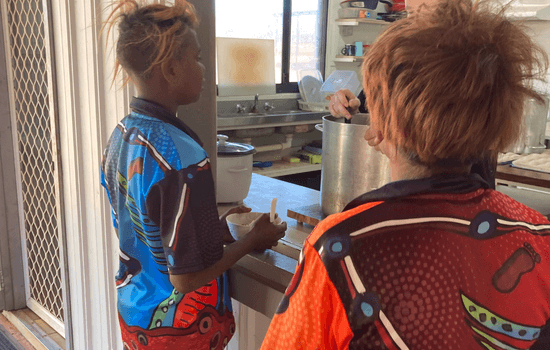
[341,44,356,56]
[355,41,363,56]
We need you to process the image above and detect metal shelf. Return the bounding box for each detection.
[336,18,391,26]
[252,160,321,178]
[334,55,364,63]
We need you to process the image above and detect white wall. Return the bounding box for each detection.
[525,21,550,91]
[325,0,388,79]
[178,1,218,182]
[524,21,550,135]
[527,21,550,58]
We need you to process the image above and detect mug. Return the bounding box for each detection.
[341,44,356,56]
[355,41,363,56]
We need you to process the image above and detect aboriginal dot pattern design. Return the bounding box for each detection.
[261,184,550,350]
[101,98,233,349]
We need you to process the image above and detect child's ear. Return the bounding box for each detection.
[161,58,178,85]
[380,140,398,162]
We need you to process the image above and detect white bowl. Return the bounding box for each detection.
[226,212,282,241]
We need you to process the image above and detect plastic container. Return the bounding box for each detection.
[320,70,362,97]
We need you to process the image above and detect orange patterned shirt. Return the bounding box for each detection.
[261,174,550,350]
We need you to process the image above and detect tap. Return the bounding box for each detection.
[264,102,275,111]
[236,104,247,113]
[251,94,260,113]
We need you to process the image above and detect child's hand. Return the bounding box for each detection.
[244,213,287,251]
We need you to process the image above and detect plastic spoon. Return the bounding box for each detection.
[270,198,277,223]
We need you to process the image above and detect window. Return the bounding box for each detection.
[215,0,328,93]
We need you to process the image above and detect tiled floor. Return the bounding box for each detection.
[1,309,65,350]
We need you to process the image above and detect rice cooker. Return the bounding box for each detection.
[216,135,256,203]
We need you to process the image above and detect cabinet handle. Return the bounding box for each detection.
[227,167,249,173]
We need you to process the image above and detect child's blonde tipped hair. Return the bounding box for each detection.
[102,0,199,85]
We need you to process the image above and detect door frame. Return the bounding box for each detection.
[0,0,72,341]
[0,4,26,313]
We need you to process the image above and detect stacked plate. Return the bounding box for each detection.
[511,151,550,174]
[298,70,325,103]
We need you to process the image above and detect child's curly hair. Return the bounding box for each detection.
[363,0,548,166]
[102,0,199,85]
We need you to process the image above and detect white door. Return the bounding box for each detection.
[1,0,70,337]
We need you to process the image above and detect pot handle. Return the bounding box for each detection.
[315,124,323,132]
[217,134,228,146]
[227,167,249,173]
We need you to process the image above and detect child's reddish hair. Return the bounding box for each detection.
[363,0,548,166]
[103,0,199,85]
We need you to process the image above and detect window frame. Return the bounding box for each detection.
[215,0,329,95]
[278,0,329,93]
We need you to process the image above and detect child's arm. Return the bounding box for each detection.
[144,132,286,295]
[170,213,286,294]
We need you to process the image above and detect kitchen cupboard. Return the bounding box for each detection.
[332,19,390,64]
[325,1,392,79]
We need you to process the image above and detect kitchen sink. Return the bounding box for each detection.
[265,109,304,115]
[218,112,266,118]
[217,110,327,129]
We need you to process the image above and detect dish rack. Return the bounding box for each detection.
[298,99,330,112]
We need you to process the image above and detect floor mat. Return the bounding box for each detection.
[0,325,19,350]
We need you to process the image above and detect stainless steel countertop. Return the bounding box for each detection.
[218,173,319,317]
[217,110,327,128]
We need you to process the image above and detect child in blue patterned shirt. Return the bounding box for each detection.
[100,1,286,349]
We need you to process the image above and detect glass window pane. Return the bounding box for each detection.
[215,1,284,83]
[290,0,325,82]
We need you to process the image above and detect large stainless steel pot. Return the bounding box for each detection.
[315,115,391,215]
